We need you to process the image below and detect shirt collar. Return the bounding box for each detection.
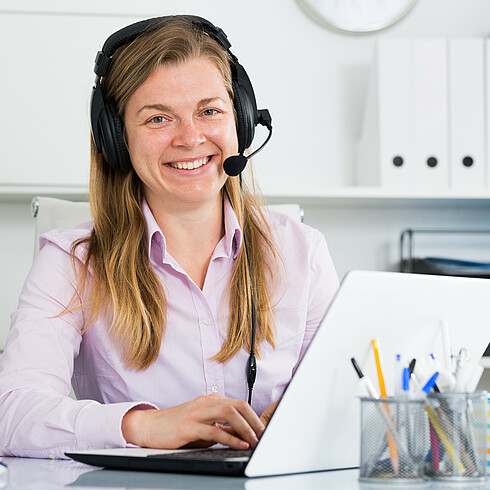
[222,194,243,260]
[142,195,243,263]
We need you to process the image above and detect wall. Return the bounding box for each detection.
[1,0,490,349]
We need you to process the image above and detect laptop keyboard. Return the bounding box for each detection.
[151,448,253,461]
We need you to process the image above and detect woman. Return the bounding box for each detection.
[0,15,338,458]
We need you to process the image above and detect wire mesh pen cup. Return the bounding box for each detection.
[424,391,487,481]
[359,397,428,483]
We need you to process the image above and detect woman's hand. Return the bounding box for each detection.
[259,398,281,426]
[122,394,265,450]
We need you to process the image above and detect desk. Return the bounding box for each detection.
[0,457,488,489]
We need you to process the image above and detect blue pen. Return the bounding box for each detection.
[421,372,439,396]
[402,367,411,396]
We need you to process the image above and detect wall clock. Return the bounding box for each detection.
[297,0,418,33]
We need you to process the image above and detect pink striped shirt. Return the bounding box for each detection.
[0,197,338,458]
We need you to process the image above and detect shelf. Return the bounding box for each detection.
[2,184,490,205]
[0,184,89,202]
[264,187,490,207]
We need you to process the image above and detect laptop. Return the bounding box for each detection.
[66,270,490,477]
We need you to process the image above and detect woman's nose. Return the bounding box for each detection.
[172,119,206,149]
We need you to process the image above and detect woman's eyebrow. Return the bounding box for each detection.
[136,103,172,116]
[136,97,227,116]
[197,97,226,108]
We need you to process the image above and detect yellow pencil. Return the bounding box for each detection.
[372,339,399,476]
[425,405,465,473]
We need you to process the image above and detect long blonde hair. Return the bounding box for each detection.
[73,18,279,370]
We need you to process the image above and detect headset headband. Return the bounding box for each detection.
[90,14,266,174]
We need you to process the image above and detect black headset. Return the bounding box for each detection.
[90,14,272,176]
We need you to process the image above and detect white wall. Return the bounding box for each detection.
[2,0,490,347]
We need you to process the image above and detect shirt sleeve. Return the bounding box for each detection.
[295,230,339,368]
[0,239,157,459]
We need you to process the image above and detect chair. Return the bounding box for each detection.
[31,197,92,258]
[31,197,304,258]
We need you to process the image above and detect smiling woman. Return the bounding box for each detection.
[0,15,339,458]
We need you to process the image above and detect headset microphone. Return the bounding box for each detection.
[223,109,272,177]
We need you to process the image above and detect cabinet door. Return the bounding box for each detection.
[0,13,141,186]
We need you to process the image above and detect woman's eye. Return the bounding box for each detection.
[149,116,166,124]
[202,109,219,116]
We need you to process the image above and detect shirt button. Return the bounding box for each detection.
[203,318,212,325]
[211,385,219,393]
[48,453,56,460]
[105,444,112,449]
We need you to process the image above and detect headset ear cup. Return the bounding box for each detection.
[233,81,250,153]
[104,103,132,172]
[232,63,258,154]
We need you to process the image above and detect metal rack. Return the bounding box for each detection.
[399,228,490,276]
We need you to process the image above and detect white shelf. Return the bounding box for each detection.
[265,187,490,207]
[266,186,490,199]
[2,184,490,205]
[0,184,89,202]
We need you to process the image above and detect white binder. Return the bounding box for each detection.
[413,40,449,189]
[356,39,416,188]
[486,39,490,189]
[448,39,485,189]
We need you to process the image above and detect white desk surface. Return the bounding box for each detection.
[0,457,488,490]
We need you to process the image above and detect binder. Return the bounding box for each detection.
[447,39,485,189]
[413,40,449,189]
[356,39,416,188]
[486,39,490,189]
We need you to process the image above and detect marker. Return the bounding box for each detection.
[350,358,379,399]
[351,357,400,476]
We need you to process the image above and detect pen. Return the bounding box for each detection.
[350,357,379,399]
[440,319,452,372]
[454,348,472,392]
[401,366,411,397]
[371,340,399,476]
[420,372,439,396]
[351,357,411,476]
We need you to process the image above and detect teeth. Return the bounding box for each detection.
[169,157,209,170]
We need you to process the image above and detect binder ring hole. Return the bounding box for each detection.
[426,157,438,168]
[392,156,404,167]
[462,156,474,167]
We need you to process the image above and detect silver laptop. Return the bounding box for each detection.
[67,270,490,477]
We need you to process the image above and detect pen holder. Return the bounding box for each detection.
[359,397,428,482]
[424,391,487,481]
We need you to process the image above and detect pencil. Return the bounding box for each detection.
[372,339,399,476]
[425,405,465,474]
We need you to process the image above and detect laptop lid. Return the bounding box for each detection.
[66,271,490,477]
[244,270,490,476]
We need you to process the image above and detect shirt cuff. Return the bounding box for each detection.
[75,401,158,451]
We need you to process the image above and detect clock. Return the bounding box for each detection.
[297,0,418,33]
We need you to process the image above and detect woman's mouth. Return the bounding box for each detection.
[167,156,212,170]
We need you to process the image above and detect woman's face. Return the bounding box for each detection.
[124,57,238,210]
